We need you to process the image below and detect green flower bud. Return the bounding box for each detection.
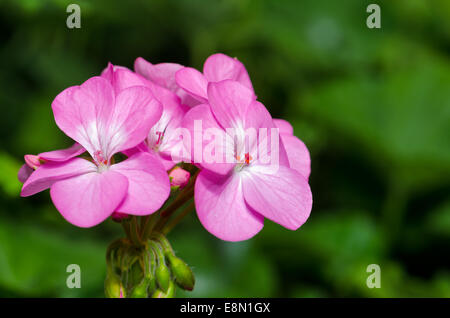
[128,257,144,288]
[147,276,157,295]
[104,272,126,298]
[110,240,135,274]
[166,253,195,291]
[129,278,149,298]
[151,280,176,298]
[144,247,157,294]
[155,259,171,292]
[149,240,171,293]
[106,238,129,274]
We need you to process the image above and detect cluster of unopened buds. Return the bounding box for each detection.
[18,53,312,297]
[105,234,194,298]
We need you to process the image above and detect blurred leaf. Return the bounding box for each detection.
[0,217,105,297]
[0,152,22,197]
[426,201,450,238]
[302,56,450,190]
[224,249,277,297]
[15,94,69,153]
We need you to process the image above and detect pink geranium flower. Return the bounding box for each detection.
[182,80,312,241]
[102,63,189,170]
[21,76,170,227]
[175,53,310,180]
[175,53,253,104]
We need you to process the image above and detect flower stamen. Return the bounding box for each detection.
[94,150,108,166]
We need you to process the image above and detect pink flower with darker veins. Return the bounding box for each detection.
[20,76,170,227]
[102,63,190,170]
[176,53,310,180]
[182,80,313,241]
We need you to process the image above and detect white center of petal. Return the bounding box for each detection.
[147,124,167,152]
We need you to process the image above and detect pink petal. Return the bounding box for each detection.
[18,164,34,183]
[100,62,114,81]
[242,165,312,231]
[134,57,199,107]
[281,134,311,180]
[122,142,148,157]
[179,93,203,108]
[203,53,253,91]
[148,82,184,116]
[51,76,115,157]
[175,67,208,102]
[148,93,189,164]
[39,143,85,161]
[146,86,186,149]
[134,57,183,92]
[21,158,97,197]
[52,77,161,160]
[106,86,163,156]
[273,118,294,135]
[182,104,234,175]
[244,102,290,168]
[207,80,256,129]
[24,155,41,169]
[111,152,170,215]
[105,66,150,95]
[244,101,274,130]
[157,153,178,170]
[195,170,264,241]
[20,143,86,184]
[100,63,131,88]
[103,64,181,111]
[50,170,128,227]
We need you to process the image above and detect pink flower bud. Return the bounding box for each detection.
[24,154,42,169]
[169,167,190,188]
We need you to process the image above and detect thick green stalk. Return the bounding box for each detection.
[162,200,195,235]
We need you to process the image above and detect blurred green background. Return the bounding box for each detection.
[0,0,449,297]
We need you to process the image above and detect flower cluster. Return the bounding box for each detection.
[19,53,312,241]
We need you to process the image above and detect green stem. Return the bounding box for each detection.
[149,240,165,260]
[121,221,132,241]
[140,168,199,240]
[141,213,159,241]
[127,216,142,246]
[162,200,195,235]
[156,187,194,229]
[150,232,174,253]
[105,238,124,272]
